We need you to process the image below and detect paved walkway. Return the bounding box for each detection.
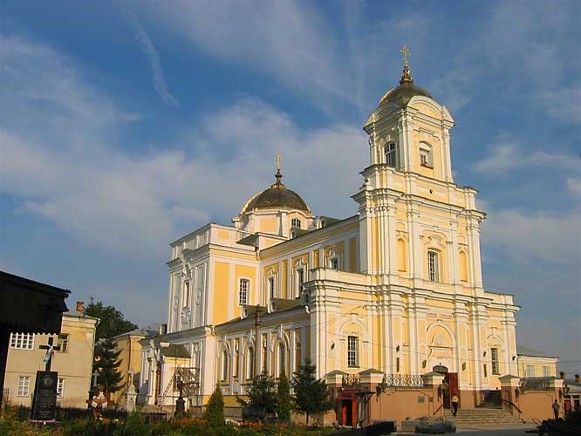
[395,422,538,435]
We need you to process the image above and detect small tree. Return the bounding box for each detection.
[276,371,292,423]
[292,360,334,426]
[238,372,277,421]
[203,384,225,427]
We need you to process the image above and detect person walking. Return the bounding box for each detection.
[451,394,459,417]
[552,399,560,420]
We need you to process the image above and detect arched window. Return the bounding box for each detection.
[222,349,229,381]
[268,277,276,299]
[182,280,190,307]
[459,251,468,282]
[419,142,433,167]
[278,343,286,376]
[291,218,302,228]
[427,250,440,282]
[397,238,407,272]
[384,142,397,167]
[247,347,255,379]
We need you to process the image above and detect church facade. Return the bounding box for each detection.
[140,55,540,423]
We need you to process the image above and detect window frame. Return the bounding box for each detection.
[182,280,191,308]
[384,142,397,167]
[419,142,433,168]
[268,277,276,300]
[239,278,250,306]
[347,336,359,368]
[490,347,500,375]
[291,218,302,229]
[17,375,30,397]
[10,333,35,350]
[57,334,69,353]
[427,250,440,282]
[222,349,229,381]
[247,347,255,380]
[525,365,535,378]
[57,377,65,399]
[278,343,286,377]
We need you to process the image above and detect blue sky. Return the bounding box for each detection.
[1,0,579,373]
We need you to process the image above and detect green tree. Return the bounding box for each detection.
[238,372,278,421]
[85,301,138,340]
[276,371,292,423]
[203,384,225,427]
[93,337,123,393]
[292,360,334,426]
[85,301,137,397]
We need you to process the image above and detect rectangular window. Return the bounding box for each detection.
[525,365,535,378]
[239,279,249,306]
[385,143,397,167]
[269,277,275,299]
[57,334,69,353]
[542,366,551,377]
[428,251,440,282]
[17,376,30,396]
[491,348,500,375]
[10,333,35,350]
[57,378,65,399]
[182,280,190,307]
[296,268,305,297]
[291,218,302,228]
[347,336,359,368]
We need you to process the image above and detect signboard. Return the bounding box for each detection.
[31,371,58,421]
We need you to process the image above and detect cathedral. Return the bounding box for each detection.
[139,50,559,425]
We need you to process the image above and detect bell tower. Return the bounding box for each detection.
[353,46,484,294]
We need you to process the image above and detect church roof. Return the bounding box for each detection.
[378,62,432,108]
[241,168,310,214]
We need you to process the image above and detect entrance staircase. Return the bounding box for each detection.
[443,407,524,427]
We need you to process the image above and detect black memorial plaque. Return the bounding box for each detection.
[31,371,58,421]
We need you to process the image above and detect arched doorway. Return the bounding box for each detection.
[434,365,458,409]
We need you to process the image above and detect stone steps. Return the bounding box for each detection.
[443,407,523,427]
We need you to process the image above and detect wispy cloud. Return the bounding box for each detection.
[0,36,365,257]
[474,136,579,175]
[135,1,358,109]
[482,208,581,265]
[122,7,178,106]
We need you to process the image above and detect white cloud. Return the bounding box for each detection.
[474,138,579,175]
[122,7,179,106]
[429,2,581,119]
[566,177,581,196]
[481,209,581,265]
[136,1,357,108]
[0,36,366,257]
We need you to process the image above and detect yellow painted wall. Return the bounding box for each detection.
[214,261,231,324]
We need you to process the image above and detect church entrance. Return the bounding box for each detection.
[434,365,458,409]
[337,389,357,426]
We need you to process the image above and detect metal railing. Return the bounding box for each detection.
[519,377,553,392]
